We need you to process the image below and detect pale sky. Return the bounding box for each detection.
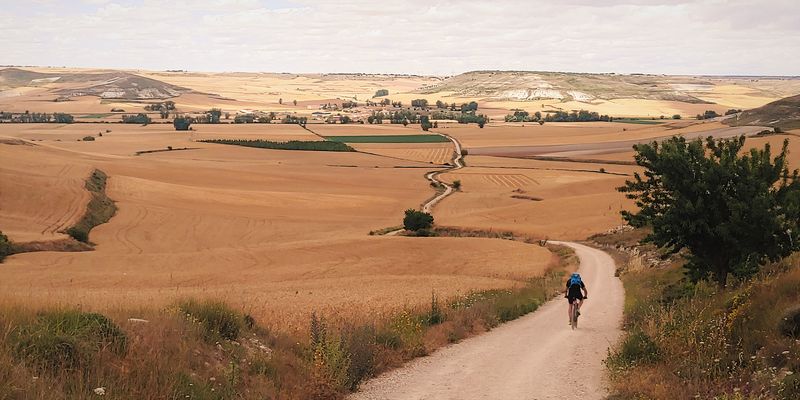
[1,0,798,76]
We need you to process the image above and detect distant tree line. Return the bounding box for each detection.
[144,101,176,112]
[544,110,611,122]
[0,111,74,123]
[121,113,152,124]
[430,110,487,127]
[696,110,720,120]
[367,110,420,125]
[282,115,308,127]
[504,110,542,122]
[434,100,478,112]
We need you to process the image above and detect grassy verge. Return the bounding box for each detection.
[598,229,800,399]
[0,247,575,399]
[201,139,355,152]
[325,135,450,143]
[64,169,117,244]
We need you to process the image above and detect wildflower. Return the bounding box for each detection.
[93,387,106,396]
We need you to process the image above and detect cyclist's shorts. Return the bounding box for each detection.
[567,295,584,304]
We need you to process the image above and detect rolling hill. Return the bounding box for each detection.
[727,94,800,130]
[0,68,190,100]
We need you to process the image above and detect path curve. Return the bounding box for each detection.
[422,133,463,213]
[349,241,624,400]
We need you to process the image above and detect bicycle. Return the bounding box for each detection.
[570,296,586,330]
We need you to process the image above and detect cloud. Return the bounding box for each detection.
[1,0,797,75]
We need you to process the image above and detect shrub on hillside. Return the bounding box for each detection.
[82,136,95,141]
[11,310,127,373]
[0,231,12,262]
[403,209,433,231]
[606,329,660,369]
[779,306,800,338]
[178,300,244,341]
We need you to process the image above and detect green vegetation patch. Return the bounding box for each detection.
[11,310,126,373]
[325,135,449,144]
[65,169,117,244]
[178,300,245,342]
[201,139,355,152]
[0,231,11,262]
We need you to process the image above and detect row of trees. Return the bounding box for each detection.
[545,110,611,122]
[0,111,74,123]
[429,110,487,127]
[367,110,420,125]
[504,110,542,122]
[121,113,151,124]
[143,101,176,112]
[696,110,720,120]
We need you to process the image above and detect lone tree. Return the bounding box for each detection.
[403,209,434,231]
[619,136,800,287]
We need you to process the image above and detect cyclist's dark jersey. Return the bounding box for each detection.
[566,280,586,298]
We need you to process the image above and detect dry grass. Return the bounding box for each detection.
[0,245,574,399]
[606,244,800,399]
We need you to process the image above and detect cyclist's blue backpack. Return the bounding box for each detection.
[568,273,583,288]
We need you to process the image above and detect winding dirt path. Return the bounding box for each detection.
[349,241,624,400]
[422,133,463,213]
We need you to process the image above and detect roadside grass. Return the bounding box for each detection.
[602,228,800,399]
[325,135,450,143]
[201,139,355,152]
[0,248,575,399]
[65,169,117,244]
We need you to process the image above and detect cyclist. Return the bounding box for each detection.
[565,273,588,324]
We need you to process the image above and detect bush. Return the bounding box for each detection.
[779,306,800,338]
[452,180,461,190]
[780,373,800,400]
[403,209,433,231]
[173,116,192,131]
[608,330,660,368]
[672,114,681,119]
[0,231,12,262]
[373,89,389,98]
[65,169,116,244]
[11,310,127,373]
[178,300,244,341]
[65,226,89,243]
[82,136,95,141]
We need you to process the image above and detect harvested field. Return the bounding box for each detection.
[352,142,454,164]
[0,125,554,330]
[326,135,449,143]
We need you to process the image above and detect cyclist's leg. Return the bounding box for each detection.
[567,298,574,322]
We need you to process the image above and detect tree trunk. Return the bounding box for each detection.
[713,262,728,289]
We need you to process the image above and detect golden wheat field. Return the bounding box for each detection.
[1,66,797,332]
[0,124,557,329]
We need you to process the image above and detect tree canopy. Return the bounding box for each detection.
[403,209,434,231]
[619,135,800,286]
